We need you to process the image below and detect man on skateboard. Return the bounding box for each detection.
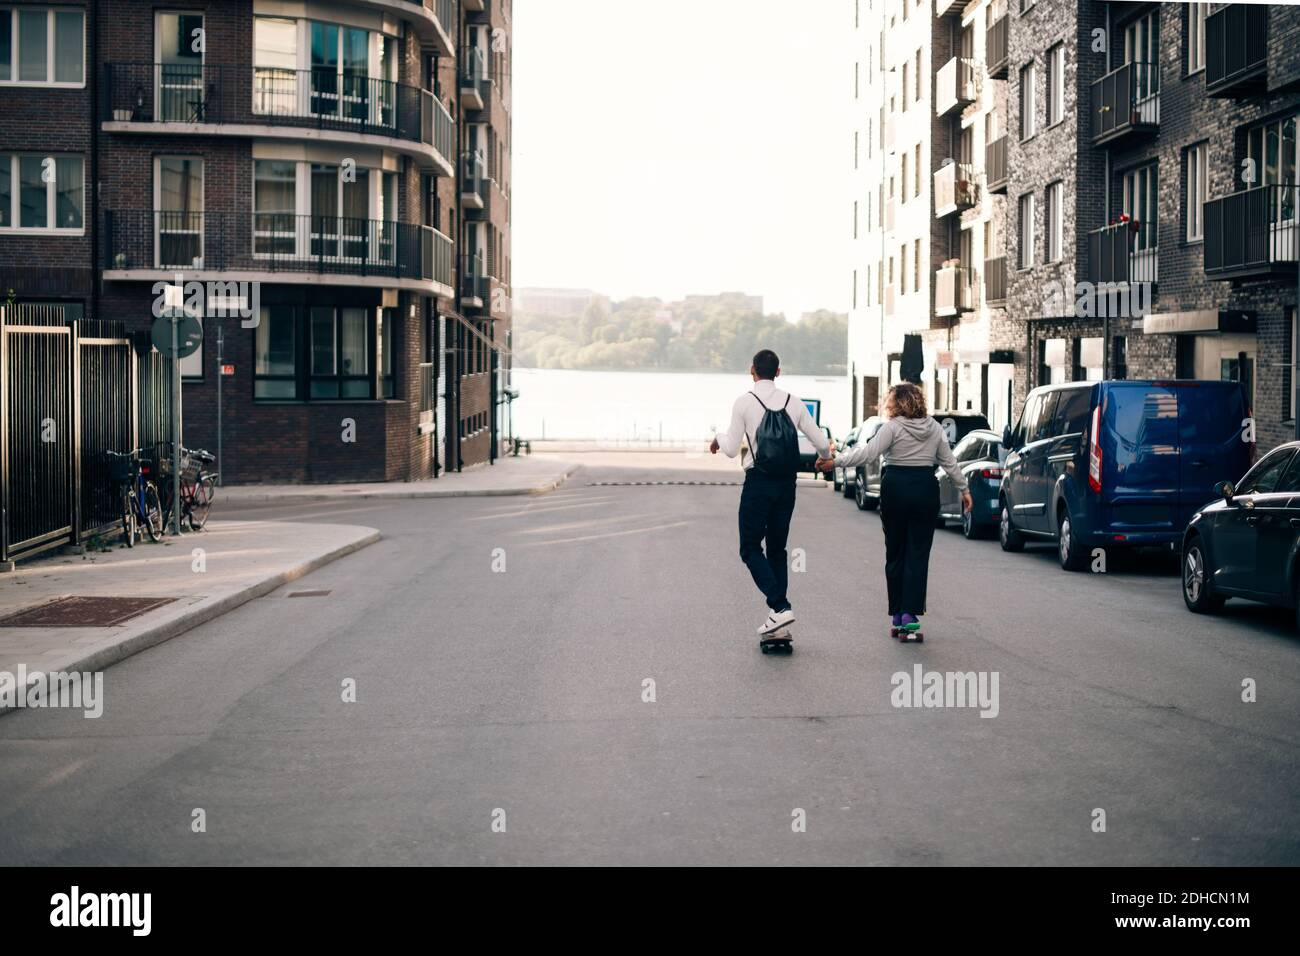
[710,349,831,640]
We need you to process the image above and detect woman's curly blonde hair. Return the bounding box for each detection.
[885,382,928,420]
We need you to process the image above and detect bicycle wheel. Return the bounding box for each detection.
[121,488,136,548]
[188,474,216,530]
[143,483,165,541]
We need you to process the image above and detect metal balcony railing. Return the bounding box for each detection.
[986,16,1009,79]
[1087,220,1158,286]
[936,57,977,117]
[934,162,979,218]
[985,136,1008,193]
[103,210,453,286]
[102,64,452,162]
[1206,3,1268,97]
[1204,184,1300,279]
[459,47,489,110]
[984,256,1007,304]
[1091,61,1159,145]
[935,266,977,316]
[461,149,487,207]
[460,253,489,303]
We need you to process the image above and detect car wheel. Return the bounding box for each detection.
[1182,536,1224,613]
[842,475,855,498]
[1057,508,1088,571]
[999,504,1025,553]
[832,471,842,492]
[961,508,980,540]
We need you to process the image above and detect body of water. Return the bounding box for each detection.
[509,368,852,442]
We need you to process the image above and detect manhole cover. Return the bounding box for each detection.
[0,596,176,628]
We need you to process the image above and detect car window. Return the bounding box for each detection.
[952,434,978,462]
[1054,386,1092,436]
[1031,392,1060,442]
[1240,449,1296,495]
[1012,394,1040,448]
[1278,450,1300,493]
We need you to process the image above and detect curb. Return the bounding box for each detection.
[220,464,582,506]
[0,527,381,717]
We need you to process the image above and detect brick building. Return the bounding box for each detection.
[0,0,513,484]
[848,0,1300,453]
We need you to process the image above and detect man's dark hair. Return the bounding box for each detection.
[752,349,780,380]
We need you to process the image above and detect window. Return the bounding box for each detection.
[1124,11,1160,101]
[380,307,395,399]
[0,153,82,232]
[1046,44,1064,126]
[255,305,298,399]
[1055,386,1092,434]
[1112,336,1128,380]
[853,200,858,239]
[1019,62,1035,139]
[914,49,921,103]
[1287,307,1296,423]
[310,306,369,398]
[254,159,296,255]
[901,61,909,112]
[0,7,84,85]
[156,157,203,268]
[1247,115,1298,223]
[1187,2,1207,74]
[155,12,204,122]
[1239,449,1296,495]
[1186,142,1207,241]
[901,242,909,292]
[1045,181,1062,262]
[914,144,921,198]
[901,153,908,203]
[914,242,920,292]
[1018,192,1035,269]
[1123,163,1159,253]
[1279,450,1300,494]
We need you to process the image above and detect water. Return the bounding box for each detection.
[510,368,852,442]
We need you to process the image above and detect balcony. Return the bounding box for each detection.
[460,254,489,308]
[364,0,454,55]
[985,136,1008,193]
[102,210,454,293]
[459,47,488,112]
[465,0,488,17]
[934,162,979,218]
[102,63,455,176]
[984,256,1007,305]
[935,0,969,17]
[935,57,977,117]
[1206,4,1268,97]
[986,16,1008,79]
[1204,185,1300,280]
[1091,61,1159,146]
[935,265,977,317]
[1087,220,1158,287]
[460,150,487,209]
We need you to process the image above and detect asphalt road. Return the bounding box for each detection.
[1,453,1297,865]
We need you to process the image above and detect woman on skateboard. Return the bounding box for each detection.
[818,383,971,638]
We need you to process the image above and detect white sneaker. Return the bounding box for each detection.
[757,608,795,635]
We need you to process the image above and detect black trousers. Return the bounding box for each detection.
[737,469,797,612]
[879,465,940,616]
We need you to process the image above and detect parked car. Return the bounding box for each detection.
[998,380,1252,571]
[1182,440,1300,629]
[798,425,835,478]
[935,429,1006,538]
[833,424,863,495]
[854,411,990,511]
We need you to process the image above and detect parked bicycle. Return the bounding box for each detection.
[106,448,163,546]
[155,442,219,532]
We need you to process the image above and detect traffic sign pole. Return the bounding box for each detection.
[172,315,183,537]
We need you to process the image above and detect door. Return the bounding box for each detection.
[1020,390,1059,533]
[1214,448,1295,595]
[155,12,204,122]
[1003,391,1041,528]
[1045,385,1092,525]
[1253,450,1300,600]
[1177,382,1248,527]
[155,157,203,268]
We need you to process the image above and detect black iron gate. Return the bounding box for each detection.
[1,305,173,562]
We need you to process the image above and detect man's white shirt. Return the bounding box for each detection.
[714,378,830,469]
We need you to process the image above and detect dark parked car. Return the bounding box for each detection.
[854,412,990,511]
[1182,441,1300,630]
[797,425,834,478]
[833,424,863,495]
[999,380,1252,571]
[935,429,1005,538]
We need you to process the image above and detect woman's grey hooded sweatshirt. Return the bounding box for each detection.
[834,415,969,492]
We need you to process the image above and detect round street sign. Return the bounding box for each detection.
[151,313,203,359]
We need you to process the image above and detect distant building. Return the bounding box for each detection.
[682,292,764,314]
[515,288,598,316]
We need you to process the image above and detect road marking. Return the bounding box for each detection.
[519,520,691,546]
[470,499,615,521]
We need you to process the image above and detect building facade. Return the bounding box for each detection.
[849,0,1300,453]
[0,0,513,484]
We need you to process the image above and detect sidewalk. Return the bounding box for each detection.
[0,519,378,713]
[219,454,580,506]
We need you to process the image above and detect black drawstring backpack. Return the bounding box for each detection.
[748,393,800,478]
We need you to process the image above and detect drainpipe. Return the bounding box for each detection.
[89,0,100,321]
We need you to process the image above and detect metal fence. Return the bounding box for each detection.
[1,304,173,562]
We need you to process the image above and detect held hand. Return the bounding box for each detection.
[709,437,719,455]
[828,439,838,454]
[815,456,835,474]
[961,490,974,513]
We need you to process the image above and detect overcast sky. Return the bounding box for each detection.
[512,0,854,320]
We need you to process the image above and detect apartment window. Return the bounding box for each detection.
[1124,11,1160,101]
[1187,2,1207,74]
[155,157,203,268]
[878,184,883,227]
[914,49,921,103]
[1112,337,1128,380]
[854,130,859,169]
[914,242,920,293]
[854,200,859,239]
[1018,193,1035,269]
[901,242,909,292]
[1186,142,1207,241]
[1046,44,1064,127]
[0,7,84,85]
[853,269,858,309]
[1123,163,1159,253]
[914,144,921,198]
[1247,115,1298,223]
[310,306,370,398]
[901,62,909,112]
[1019,63,1036,139]
[901,153,908,203]
[855,61,859,99]
[253,160,296,254]
[1045,181,1063,262]
[0,153,82,232]
[255,305,298,399]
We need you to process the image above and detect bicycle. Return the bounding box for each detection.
[106,448,163,546]
[156,442,219,532]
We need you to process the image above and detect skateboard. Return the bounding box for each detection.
[760,627,794,655]
[890,623,924,643]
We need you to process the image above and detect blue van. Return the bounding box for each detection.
[998,380,1252,571]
